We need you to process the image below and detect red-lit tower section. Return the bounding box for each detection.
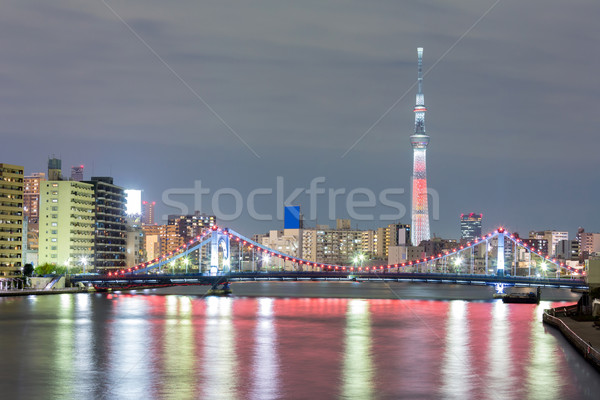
[410,47,430,246]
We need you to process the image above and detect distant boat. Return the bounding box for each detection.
[206,283,232,296]
[502,287,540,304]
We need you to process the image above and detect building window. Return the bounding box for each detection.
[51,222,57,227]
[51,238,57,242]
[52,199,58,203]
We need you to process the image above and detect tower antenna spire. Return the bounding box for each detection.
[417,47,424,98]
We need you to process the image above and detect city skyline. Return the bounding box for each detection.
[2,1,599,238]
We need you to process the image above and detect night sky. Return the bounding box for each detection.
[2,1,599,239]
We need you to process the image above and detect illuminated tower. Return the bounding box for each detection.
[410,47,430,246]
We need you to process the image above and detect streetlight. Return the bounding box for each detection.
[183,257,189,274]
[354,253,365,270]
[454,256,462,273]
[262,254,270,271]
[541,261,547,277]
[80,256,89,274]
[170,261,175,274]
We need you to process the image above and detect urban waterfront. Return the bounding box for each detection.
[0,283,599,399]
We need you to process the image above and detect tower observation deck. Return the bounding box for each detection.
[410,47,431,246]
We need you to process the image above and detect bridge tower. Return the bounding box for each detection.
[410,47,431,246]
[497,229,505,276]
[210,229,231,273]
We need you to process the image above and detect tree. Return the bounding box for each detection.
[34,263,63,276]
[23,263,34,277]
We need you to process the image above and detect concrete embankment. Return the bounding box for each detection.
[0,288,85,297]
[543,307,600,372]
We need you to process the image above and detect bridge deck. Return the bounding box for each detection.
[70,272,587,289]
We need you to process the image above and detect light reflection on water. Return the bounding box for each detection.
[0,286,598,399]
[342,299,373,399]
[441,300,473,399]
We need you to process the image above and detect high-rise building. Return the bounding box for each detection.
[142,201,156,225]
[0,164,24,276]
[85,177,127,271]
[460,213,483,241]
[70,165,84,181]
[410,47,431,247]
[38,180,95,268]
[23,173,45,223]
[47,157,62,181]
[23,172,46,253]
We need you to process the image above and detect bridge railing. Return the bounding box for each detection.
[543,310,600,370]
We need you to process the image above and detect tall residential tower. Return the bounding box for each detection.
[410,47,430,246]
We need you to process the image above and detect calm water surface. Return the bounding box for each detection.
[0,282,598,399]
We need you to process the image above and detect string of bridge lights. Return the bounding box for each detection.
[107,226,579,277]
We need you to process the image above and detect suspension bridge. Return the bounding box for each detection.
[70,226,587,291]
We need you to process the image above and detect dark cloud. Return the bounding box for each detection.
[1,0,598,238]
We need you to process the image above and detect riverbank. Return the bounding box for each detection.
[0,287,84,297]
[543,307,600,372]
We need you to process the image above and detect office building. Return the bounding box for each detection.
[460,213,483,242]
[142,201,156,225]
[0,164,24,276]
[70,165,84,181]
[47,157,62,181]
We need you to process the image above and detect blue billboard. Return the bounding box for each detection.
[284,206,301,229]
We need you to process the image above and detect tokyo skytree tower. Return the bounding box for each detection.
[410,47,430,246]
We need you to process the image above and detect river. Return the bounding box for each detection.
[0,282,598,399]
